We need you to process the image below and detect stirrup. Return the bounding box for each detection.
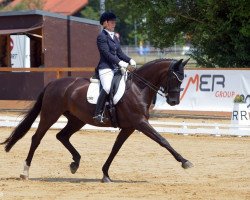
[93,114,108,124]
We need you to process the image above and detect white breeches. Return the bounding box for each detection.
[99,68,114,94]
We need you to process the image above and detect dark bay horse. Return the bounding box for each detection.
[1,58,193,182]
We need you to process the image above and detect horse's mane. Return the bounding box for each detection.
[135,58,175,73]
[129,59,175,90]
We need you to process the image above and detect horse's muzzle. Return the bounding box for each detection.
[167,98,179,106]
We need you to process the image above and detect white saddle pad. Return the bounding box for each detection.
[87,72,127,105]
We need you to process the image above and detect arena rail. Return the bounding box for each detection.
[0,67,94,78]
[0,116,249,137]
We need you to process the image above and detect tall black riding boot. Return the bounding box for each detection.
[93,89,108,124]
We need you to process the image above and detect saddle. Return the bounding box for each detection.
[87,70,127,127]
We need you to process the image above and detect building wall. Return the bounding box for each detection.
[43,16,100,85]
[0,15,43,30]
[0,11,100,100]
[0,72,44,100]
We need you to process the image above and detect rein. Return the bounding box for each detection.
[128,70,167,97]
[128,60,182,98]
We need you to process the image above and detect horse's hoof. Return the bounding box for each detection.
[101,175,112,183]
[182,160,194,169]
[20,173,29,180]
[70,162,79,174]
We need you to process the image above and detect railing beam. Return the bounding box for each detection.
[0,67,94,79]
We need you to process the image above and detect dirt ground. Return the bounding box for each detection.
[0,121,249,200]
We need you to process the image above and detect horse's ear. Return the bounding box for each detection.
[182,58,190,67]
[173,59,183,71]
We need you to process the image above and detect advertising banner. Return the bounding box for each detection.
[10,35,30,68]
[154,69,250,112]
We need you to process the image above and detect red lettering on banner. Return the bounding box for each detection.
[215,91,235,98]
[180,74,199,101]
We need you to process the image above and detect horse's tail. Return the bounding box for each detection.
[0,89,45,152]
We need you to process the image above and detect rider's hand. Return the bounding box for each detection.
[129,59,136,67]
[127,66,136,72]
[118,61,129,68]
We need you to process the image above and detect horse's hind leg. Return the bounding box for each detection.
[56,114,85,174]
[20,117,59,179]
[20,112,62,180]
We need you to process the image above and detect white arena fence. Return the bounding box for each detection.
[0,116,249,137]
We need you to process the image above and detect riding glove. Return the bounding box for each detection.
[129,59,136,66]
[118,60,129,68]
[120,67,126,75]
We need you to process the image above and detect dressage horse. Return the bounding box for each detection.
[1,58,193,182]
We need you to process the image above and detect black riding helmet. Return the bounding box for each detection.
[100,11,116,25]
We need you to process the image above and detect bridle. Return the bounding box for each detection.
[161,70,183,97]
[128,60,183,98]
[172,71,183,83]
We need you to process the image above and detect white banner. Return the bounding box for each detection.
[154,69,250,112]
[10,35,30,68]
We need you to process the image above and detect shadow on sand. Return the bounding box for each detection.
[1,177,147,183]
[29,177,147,184]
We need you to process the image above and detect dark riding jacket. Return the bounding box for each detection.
[96,30,131,70]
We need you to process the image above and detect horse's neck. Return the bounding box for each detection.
[136,61,169,89]
[134,60,169,104]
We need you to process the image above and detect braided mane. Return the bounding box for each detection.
[135,58,176,72]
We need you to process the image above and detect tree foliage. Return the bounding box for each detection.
[78,1,100,20]
[128,0,250,67]
[105,0,138,45]
[3,0,248,67]
[80,0,138,45]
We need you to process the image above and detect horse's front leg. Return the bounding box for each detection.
[136,119,193,169]
[102,128,134,183]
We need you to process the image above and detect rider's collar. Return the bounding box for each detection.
[104,29,114,39]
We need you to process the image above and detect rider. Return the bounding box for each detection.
[93,11,136,124]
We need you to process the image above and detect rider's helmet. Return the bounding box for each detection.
[100,11,116,25]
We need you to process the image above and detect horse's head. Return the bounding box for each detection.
[164,59,189,106]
